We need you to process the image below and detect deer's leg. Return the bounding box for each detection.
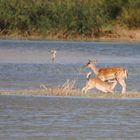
[82,84,94,93]
[101,79,117,93]
[82,86,87,93]
[110,80,117,90]
[82,86,90,93]
[107,88,114,94]
[117,78,126,94]
[100,88,113,93]
[82,84,90,93]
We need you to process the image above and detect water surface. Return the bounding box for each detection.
[0,40,140,139]
[0,40,140,91]
[0,95,140,140]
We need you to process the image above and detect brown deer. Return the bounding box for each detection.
[83,60,128,94]
[82,72,117,93]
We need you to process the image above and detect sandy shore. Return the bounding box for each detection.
[0,89,140,99]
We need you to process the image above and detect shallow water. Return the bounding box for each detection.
[0,40,140,91]
[0,95,140,140]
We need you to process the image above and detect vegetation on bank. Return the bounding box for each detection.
[1,89,140,99]
[0,0,140,39]
[0,79,140,98]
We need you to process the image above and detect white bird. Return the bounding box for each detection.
[51,49,57,64]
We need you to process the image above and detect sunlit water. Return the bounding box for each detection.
[0,40,140,139]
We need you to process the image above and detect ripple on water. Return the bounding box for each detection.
[0,95,140,139]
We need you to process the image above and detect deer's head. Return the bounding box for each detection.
[83,59,97,69]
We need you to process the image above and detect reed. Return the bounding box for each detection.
[40,79,83,96]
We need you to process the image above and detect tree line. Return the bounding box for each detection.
[0,0,140,37]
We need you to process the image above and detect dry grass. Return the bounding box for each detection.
[0,29,140,42]
[0,79,140,98]
[39,79,83,96]
[101,28,140,42]
[0,89,140,99]
[0,80,83,97]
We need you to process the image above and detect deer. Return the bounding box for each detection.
[83,60,128,94]
[82,72,117,93]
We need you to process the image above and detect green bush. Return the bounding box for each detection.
[120,0,140,28]
[0,0,139,36]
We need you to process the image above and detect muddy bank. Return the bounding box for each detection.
[0,29,140,42]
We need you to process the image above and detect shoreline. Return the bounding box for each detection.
[0,29,140,42]
[0,89,140,99]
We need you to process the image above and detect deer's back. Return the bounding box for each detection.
[98,67,125,76]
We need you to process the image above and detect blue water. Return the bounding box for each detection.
[0,95,140,140]
[0,40,140,92]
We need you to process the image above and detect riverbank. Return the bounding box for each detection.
[0,29,140,42]
[0,89,140,99]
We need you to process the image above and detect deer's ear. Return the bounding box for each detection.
[88,59,91,62]
[92,59,97,63]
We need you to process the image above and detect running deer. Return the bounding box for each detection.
[82,72,117,93]
[83,60,128,94]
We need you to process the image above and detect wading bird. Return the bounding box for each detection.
[51,49,57,63]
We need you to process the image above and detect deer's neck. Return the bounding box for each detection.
[90,65,99,75]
